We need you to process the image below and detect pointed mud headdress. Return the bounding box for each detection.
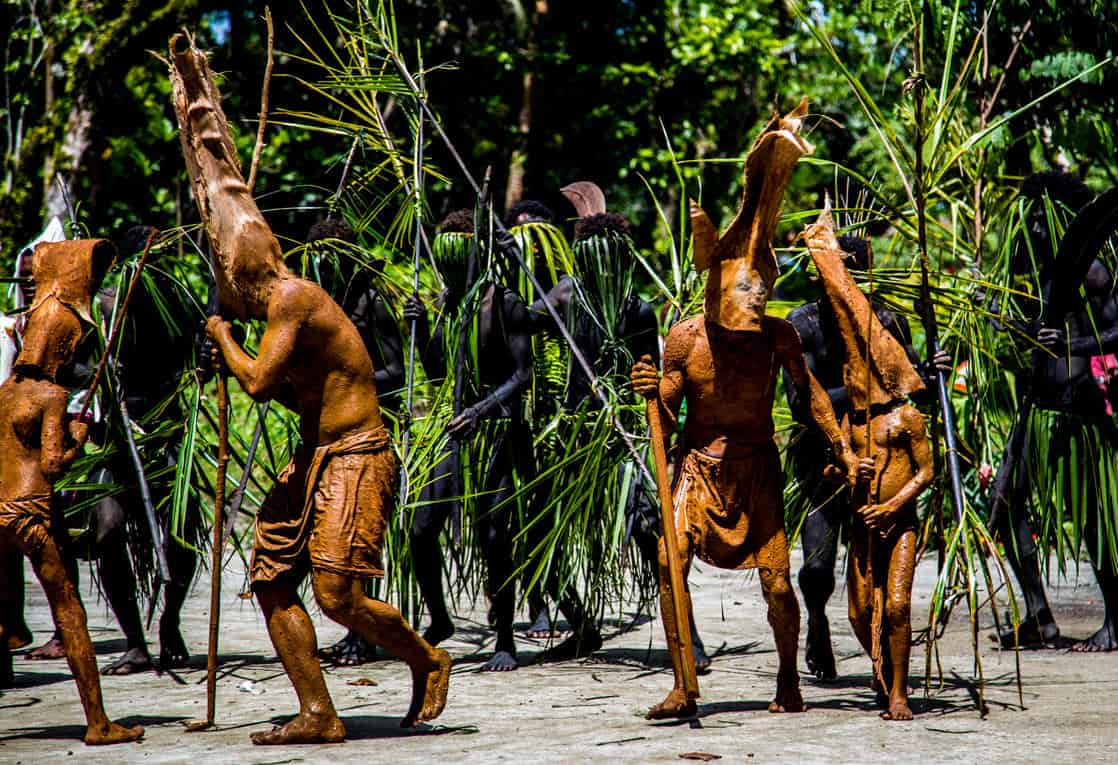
[691,99,813,331]
[802,204,924,410]
[17,239,115,377]
[169,32,285,318]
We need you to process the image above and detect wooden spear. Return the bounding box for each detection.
[645,393,698,702]
[186,369,228,732]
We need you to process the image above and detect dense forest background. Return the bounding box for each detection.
[1,0,1116,297]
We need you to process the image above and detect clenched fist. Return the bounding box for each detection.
[630,354,660,400]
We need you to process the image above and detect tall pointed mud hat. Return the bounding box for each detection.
[802,202,924,410]
[18,238,115,378]
[169,32,285,319]
[691,99,813,331]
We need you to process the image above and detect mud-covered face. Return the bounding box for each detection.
[704,253,775,332]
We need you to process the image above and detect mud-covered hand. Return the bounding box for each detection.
[855,456,876,485]
[630,354,660,400]
[858,500,899,535]
[448,406,480,438]
[67,419,90,448]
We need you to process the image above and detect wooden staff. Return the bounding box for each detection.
[646,397,699,700]
[188,370,229,731]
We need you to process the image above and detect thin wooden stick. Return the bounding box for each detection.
[246,6,274,192]
[187,372,228,732]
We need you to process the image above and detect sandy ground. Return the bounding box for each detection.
[2,550,1117,764]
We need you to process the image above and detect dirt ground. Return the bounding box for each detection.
[2,550,1116,764]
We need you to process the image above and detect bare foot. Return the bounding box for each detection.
[525,609,563,639]
[101,647,152,676]
[805,619,837,680]
[482,649,518,671]
[83,721,145,746]
[692,638,711,675]
[422,619,454,647]
[159,623,190,669]
[997,609,1060,649]
[5,623,32,651]
[646,687,697,720]
[1071,622,1118,652]
[402,648,452,728]
[27,635,65,660]
[319,630,377,666]
[768,671,806,713]
[538,630,602,663]
[250,712,346,745]
[882,693,914,721]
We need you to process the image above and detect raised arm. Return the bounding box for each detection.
[447,291,533,436]
[206,282,302,403]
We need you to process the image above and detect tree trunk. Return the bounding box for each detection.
[43,96,94,224]
[503,1,547,213]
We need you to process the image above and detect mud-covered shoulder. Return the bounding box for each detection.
[763,314,802,358]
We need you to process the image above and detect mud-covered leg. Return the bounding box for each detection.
[250,582,346,745]
[760,567,805,713]
[313,572,450,727]
[846,526,881,702]
[646,536,698,720]
[23,530,143,745]
[881,530,916,720]
[633,498,710,672]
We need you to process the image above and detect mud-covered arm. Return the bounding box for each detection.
[776,320,858,479]
[890,407,935,510]
[447,294,533,435]
[860,408,935,533]
[527,276,574,334]
[206,286,300,404]
[630,323,687,454]
[40,391,89,479]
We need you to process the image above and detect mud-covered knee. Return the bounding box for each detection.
[312,575,355,621]
[761,569,795,599]
[884,594,911,627]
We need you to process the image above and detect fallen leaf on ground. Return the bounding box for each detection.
[679,753,721,761]
[347,677,378,686]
